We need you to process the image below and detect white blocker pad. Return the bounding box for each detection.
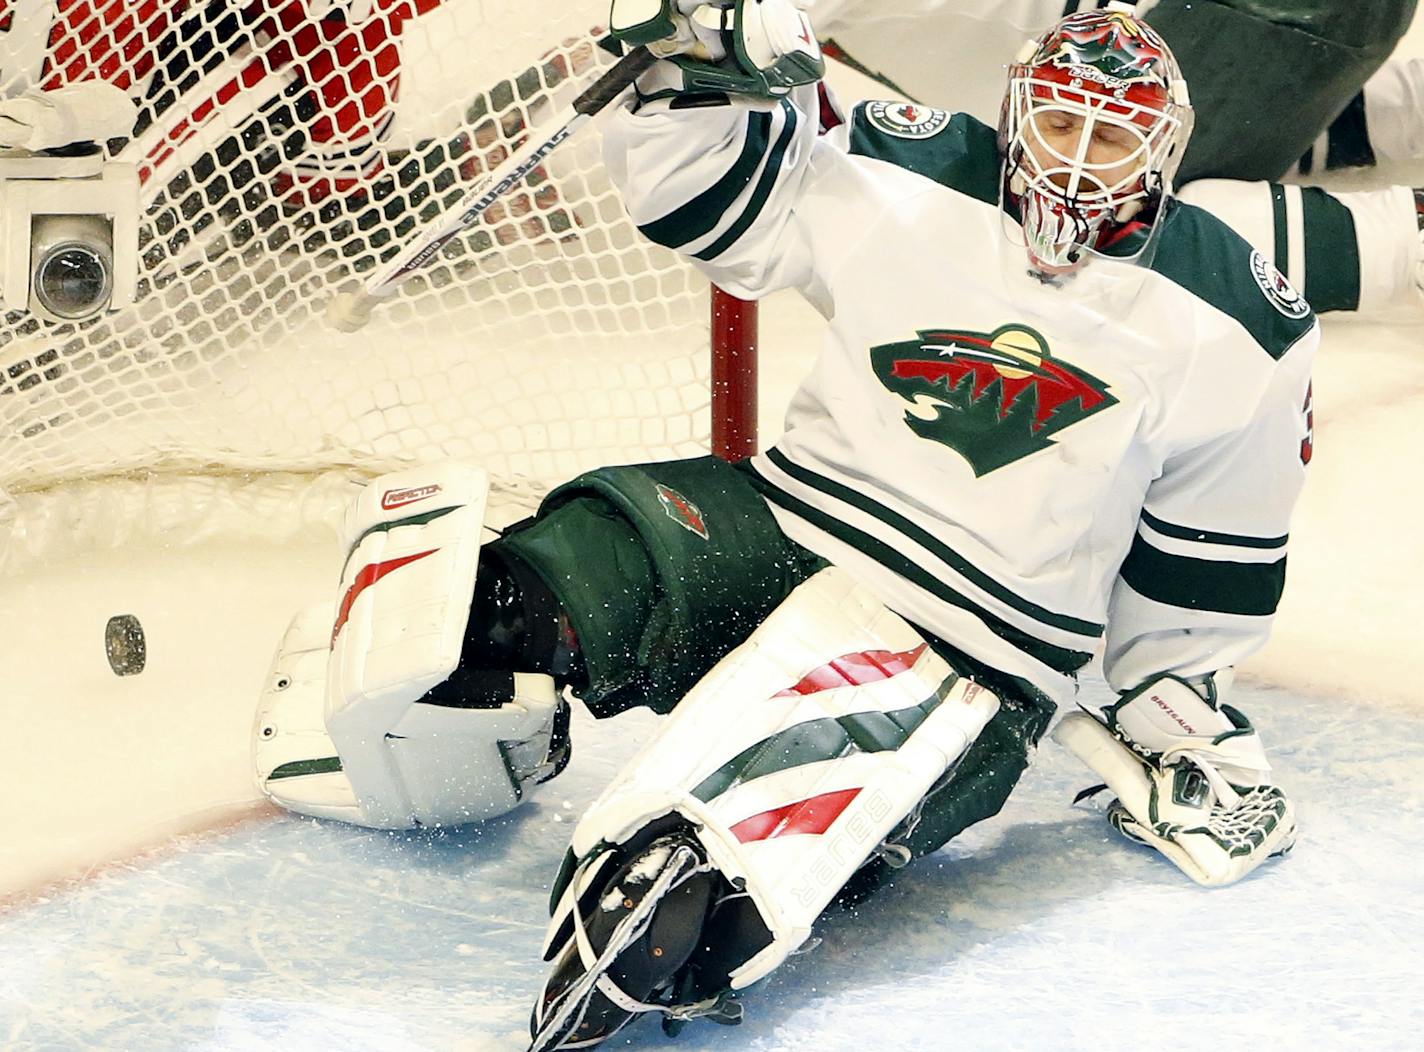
[1053,676,1297,887]
[253,594,560,826]
[253,601,363,823]
[254,462,562,829]
[550,566,1000,988]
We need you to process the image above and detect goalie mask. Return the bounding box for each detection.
[998,8,1193,274]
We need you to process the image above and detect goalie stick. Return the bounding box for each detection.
[325,41,657,332]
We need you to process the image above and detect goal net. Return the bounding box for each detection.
[0,0,747,569]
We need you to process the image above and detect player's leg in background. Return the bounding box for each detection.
[1297,58,1424,175]
[1149,0,1418,184]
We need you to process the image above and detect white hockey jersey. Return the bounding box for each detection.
[601,84,1317,704]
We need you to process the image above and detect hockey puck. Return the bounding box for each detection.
[105,614,147,676]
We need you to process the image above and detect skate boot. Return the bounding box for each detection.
[528,831,738,1050]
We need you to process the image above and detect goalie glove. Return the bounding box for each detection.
[609,0,824,99]
[1052,675,1297,887]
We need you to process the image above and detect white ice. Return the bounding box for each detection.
[1,678,1421,1051]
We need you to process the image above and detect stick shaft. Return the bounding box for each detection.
[360,45,655,301]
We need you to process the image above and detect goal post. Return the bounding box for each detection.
[711,287,759,463]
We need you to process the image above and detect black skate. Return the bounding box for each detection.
[528,833,730,1051]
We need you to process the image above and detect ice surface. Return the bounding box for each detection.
[3,683,1422,1051]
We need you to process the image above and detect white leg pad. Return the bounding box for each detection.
[553,567,1000,988]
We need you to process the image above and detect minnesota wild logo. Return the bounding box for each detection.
[870,324,1118,476]
[656,483,710,541]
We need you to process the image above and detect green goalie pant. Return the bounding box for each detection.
[492,455,820,719]
[489,455,1056,886]
[1150,0,1417,182]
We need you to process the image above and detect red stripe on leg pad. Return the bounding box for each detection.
[729,787,863,844]
[774,644,927,697]
[331,549,439,643]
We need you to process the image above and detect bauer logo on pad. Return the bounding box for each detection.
[381,483,441,511]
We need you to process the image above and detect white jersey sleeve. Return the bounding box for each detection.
[1102,339,1316,692]
[600,80,829,303]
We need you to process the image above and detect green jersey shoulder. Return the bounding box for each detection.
[847,102,1000,206]
[1133,201,1317,362]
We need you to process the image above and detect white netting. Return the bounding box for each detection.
[0,1,714,568]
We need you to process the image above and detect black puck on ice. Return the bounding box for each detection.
[105,614,147,676]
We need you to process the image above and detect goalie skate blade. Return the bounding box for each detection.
[529,842,713,1052]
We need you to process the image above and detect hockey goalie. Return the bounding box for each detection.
[253,3,1302,1048]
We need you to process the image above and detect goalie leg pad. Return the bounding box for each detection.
[530,567,999,1046]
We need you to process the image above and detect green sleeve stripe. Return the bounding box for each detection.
[1270,184,1290,278]
[766,448,1104,636]
[637,108,774,250]
[1140,510,1288,550]
[694,99,798,262]
[1300,186,1362,313]
[1119,534,1286,616]
[745,462,1094,676]
[1143,202,1316,362]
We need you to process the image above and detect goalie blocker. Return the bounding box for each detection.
[252,463,569,829]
